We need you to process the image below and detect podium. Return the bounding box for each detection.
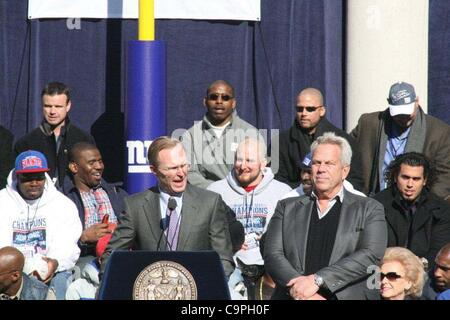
[98,250,230,300]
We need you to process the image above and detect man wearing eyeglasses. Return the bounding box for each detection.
[101,137,243,279]
[0,246,55,300]
[181,80,259,189]
[0,150,82,300]
[275,88,364,192]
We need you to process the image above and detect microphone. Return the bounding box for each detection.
[168,197,177,211]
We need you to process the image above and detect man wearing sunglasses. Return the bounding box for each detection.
[181,80,259,189]
[275,88,363,192]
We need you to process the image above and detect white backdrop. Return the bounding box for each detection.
[28,0,261,21]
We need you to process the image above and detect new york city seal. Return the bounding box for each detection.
[133,261,197,300]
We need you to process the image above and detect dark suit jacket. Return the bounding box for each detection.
[350,108,450,199]
[264,190,387,300]
[14,118,95,187]
[275,118,364,191]
[101,184,235,277]
[373,188,450,268]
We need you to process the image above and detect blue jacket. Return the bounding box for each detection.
[59,176,128,256]
[21,273,50,300]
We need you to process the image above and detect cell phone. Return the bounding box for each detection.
[101,214,109,224]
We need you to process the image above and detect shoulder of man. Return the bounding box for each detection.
[206,178,229,193]
[230,113,257,130]
[65,123,94,141]
[424,112,450,132]
[0,125,13,139]
[125,187,157,204]
[186,183,221,199]
[14,127,43,148]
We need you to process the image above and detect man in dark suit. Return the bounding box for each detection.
[274,87,363,191]
[264,132,387,300]
[100,137,237,277]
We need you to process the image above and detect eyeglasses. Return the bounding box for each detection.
[295,106,322,113]
[380,272,403,281]
[207,93,234,101]
[159,163,189,174]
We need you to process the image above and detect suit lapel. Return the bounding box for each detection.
[143,188,163,244]
[176,186,197,250]
[329,191,356,264]
[294,197,313,271]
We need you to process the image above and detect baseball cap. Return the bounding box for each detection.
[15,150,50,174]
[387,81,417,116]
[299,152,312,170]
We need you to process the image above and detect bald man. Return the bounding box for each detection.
[275,88,363,191]
[0,246,55,300]
[434,244,450,291]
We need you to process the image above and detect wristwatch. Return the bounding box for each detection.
[314,274,324,288]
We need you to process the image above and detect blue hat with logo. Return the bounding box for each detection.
[387,81,417,116]
[15,150,50,174]
[299,152,312,170]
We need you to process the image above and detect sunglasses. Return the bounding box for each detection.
[207,93,233,101]
[380,272,403,281]
[295,106,322,113]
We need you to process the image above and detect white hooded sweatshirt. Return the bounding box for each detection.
[0,170,82,273]
[208,167,291,265]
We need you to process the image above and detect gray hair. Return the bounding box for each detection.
[310,132,352,166]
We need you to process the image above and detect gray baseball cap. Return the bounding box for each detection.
[387,81,416,116]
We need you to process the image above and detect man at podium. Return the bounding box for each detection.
[100,137,236,278]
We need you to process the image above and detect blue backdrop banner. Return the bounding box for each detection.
[126,40,166,193]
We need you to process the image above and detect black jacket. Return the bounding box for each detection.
[274,118,364,190]
[0,125,14,189]
[14,118,95,187]
[59,176,128,257]
[374,187,450,267]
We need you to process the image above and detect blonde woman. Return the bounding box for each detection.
[372,247,426,300]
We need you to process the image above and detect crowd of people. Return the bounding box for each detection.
[0,80,450,300]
